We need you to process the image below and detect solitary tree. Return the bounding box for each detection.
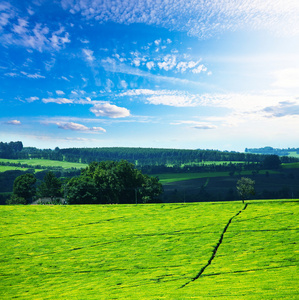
[236,177,255,203]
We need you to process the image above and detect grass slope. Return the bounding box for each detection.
[156,170,278,184]
[0,201,298,299]
[0,158,87,169]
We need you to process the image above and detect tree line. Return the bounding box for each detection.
[1,141,298,166]
[7,160,163,205]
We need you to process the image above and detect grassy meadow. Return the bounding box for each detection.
[0,200,298,299]
[155,170,279,184]
[0,158,87,170]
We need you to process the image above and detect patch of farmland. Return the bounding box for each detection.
[0,200,298,299]
[0,158,87,169]
[0,166,30,172]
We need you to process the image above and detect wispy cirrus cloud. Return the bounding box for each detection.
[5,71,45,79]
[120,88,299,123]
[56,122,106,133]
[101,57,211,88]
[82,48,95,61]
[120,89,200,107]
[0,1,70,52]
[42,97,73,104]
[172,120,217,130]
[61,0,299,38]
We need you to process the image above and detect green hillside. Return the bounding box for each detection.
[0,158,87,169]
[0,200,298,299]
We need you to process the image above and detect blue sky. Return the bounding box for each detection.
[1,0,298,151]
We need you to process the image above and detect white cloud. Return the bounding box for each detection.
[56,90,65,95]
[154,39,161,46]
[158,55,177,71]
[172,120,217,130]
[120,89,299,125]
[272,68,299,89]
[82,48,95,61]
[42,97,73,104]
[44,57,56,71]
[12,18,28,35]
[6,119,21,125]
[50,27,70,50]
[0,2,15,31]
[146,61,155,70]
[90,102,130,118]
[192,64,207,74]
[26,96,39,102]
[4,72,18,77]
[132,58,141,67]
[56,122,106,133]
[120,80,128,89]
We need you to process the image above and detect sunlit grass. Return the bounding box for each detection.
[0,158,87,169]
[0,200,298,299]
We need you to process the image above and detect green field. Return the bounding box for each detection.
[0,158,87,169]
[288,152,299,158]
[0,200,298,299]
[0,166,30,172]
[155,170,279,184]
[282,162,299,169]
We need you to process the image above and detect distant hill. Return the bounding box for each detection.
[245,147,299,157]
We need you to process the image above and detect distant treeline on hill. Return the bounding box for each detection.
[245,146,299,157]
[1,142,299,166]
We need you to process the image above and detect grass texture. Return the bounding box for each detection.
[0,158,87,169]
[0,200,298,299]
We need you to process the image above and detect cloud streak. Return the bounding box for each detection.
[56,122,106,133]
[5,119,21,125]
[90,102,130,118]
[42,97,73,104]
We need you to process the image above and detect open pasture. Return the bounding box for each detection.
[156,169,279,184]
[0,158,87,170]
[0,200,298,299]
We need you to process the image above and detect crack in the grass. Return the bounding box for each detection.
[202,264,297,277]
[180,203,248,289]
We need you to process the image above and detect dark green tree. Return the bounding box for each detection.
[67,160,163,204]
[9,173,36,204]
[263,155,281,169]
[236,177,255,203]
[66,176,98,204]
[37,171,62,200]
[140,175,163,203]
